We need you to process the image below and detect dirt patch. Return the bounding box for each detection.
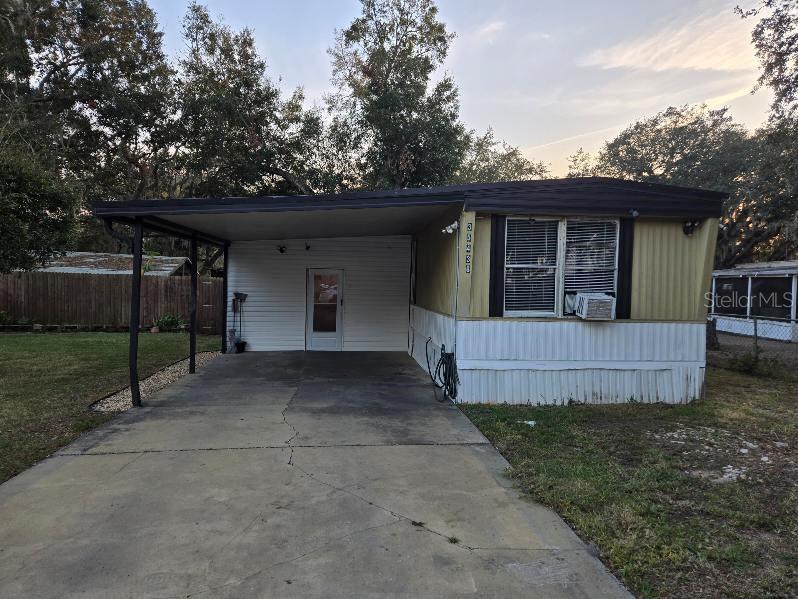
[647,423,797,485]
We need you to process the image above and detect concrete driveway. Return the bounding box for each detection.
[0,352,628,598]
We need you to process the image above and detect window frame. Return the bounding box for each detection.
[503,217,563,317]
[503,216,620,318]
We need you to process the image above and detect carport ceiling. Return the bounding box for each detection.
[155,203,459,240]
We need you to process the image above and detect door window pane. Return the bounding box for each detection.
[312,273,338,332]
[314,274,338,303]
[313,304,337,332]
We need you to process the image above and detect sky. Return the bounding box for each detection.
[148,0,772,175]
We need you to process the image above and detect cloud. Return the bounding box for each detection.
[580,11,758,73]
[468,21,507,44]
[520,31,552,43]
[475,20,505,40]
[491,76,672,116]
[704,85,755,108]
[524,123,627,152]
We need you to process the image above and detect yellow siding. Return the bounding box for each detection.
[469,216,491,317]
[631,218,718,321]
[455,212,476,318]
[414,208,460,315]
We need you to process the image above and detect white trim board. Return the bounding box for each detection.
[458,359,706,371]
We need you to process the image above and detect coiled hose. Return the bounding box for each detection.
[425,337,459,400]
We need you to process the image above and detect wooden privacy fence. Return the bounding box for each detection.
[0,272,223,334]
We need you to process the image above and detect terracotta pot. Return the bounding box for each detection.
[150,326,160,333]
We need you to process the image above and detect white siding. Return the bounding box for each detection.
[455,319,705,404]
[409,305,455,374]
[228,236,410,351]
[457,320,705,363]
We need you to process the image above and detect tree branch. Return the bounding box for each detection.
[199,246,223,275]
[103,219,132,253]
[265,166,314,195]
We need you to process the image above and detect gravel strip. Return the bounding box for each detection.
[91,351,221,413]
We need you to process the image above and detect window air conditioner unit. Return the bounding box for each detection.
[575,293,616,320]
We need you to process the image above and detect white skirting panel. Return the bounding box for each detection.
[408,305,455,376]
[714,315,796,342]
[458,367,705,405]
[454,319,706,405]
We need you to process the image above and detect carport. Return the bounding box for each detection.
[95,188,465,406]
[95,177,723,407]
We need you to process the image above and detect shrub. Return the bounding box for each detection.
[728,352,786,378]
[153,314,184,330]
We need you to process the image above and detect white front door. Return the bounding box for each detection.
[306,269,343,351]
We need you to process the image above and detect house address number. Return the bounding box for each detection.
[464,221,472,274]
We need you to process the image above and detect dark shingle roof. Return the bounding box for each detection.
[93,177,727,220]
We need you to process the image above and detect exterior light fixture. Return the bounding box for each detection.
[441,221,459,234]
[682,220,701,236]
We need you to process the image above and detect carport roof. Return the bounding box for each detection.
[92,177,727,244]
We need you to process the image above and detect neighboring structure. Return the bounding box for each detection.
[711,261,797,342]
[94,177,724,405]
[37,251,189,276]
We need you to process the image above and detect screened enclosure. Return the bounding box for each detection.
[711,262,798,342]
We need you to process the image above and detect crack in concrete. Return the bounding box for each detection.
[289,457,481,551]
[203,509,266,581]
[278,415,578,571]
[274,378,487,555]
[109,452,145,478]
[272,371,487,555]
[281,387,301,466]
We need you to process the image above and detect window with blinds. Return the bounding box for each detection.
[564,220,618,300]
[504,218,619,316]
[504,219,559,314]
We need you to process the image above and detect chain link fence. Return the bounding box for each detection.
[707,315,798,374]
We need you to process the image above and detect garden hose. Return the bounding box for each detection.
[425,337,459,400]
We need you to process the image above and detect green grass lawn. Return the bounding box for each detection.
[0,332,218,483]
[462,368,798,598]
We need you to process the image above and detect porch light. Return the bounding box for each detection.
[442,221,459,234]
[683,220,701,236]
